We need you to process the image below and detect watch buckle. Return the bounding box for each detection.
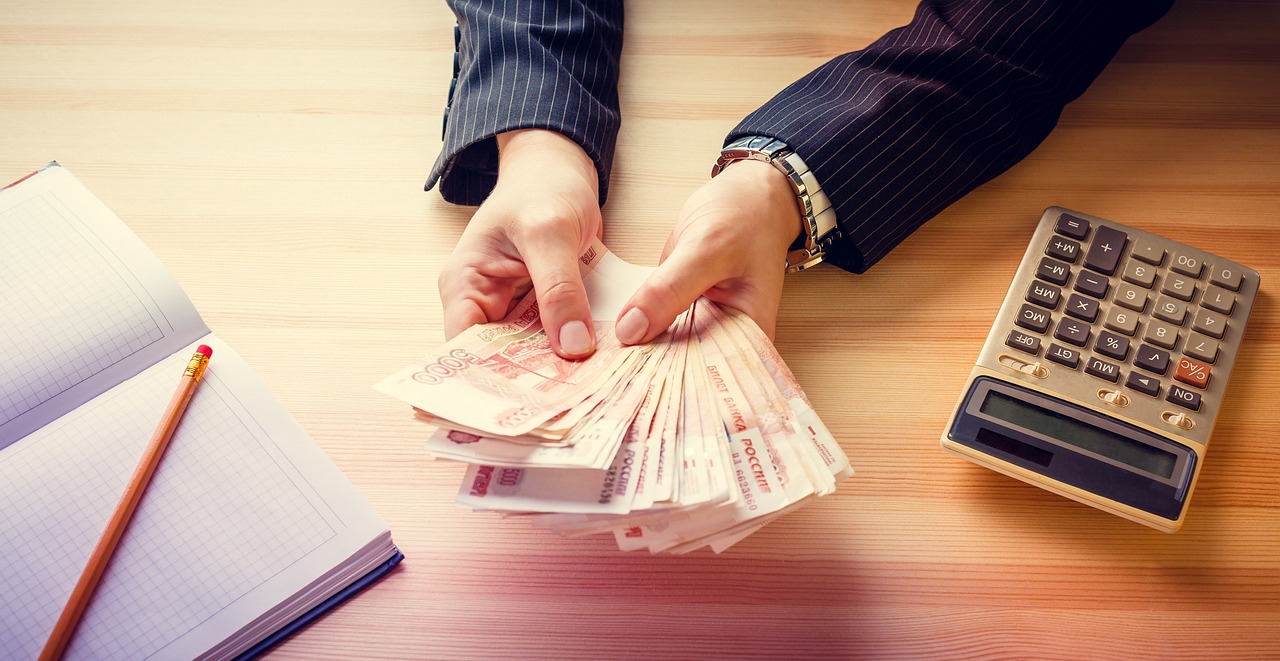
[785,246,824,273]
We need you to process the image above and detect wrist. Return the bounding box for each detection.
[717,159,804,250]
[713,136,841,272]
[497,129,599,198]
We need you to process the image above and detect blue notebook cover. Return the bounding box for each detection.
[235,548,404,660]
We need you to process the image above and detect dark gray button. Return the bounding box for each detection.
[1095,330,1130,361]
[1045,343,1081,369]
[1085,357,1121,383]
[1084,225,1128,276]
[1055,213,1090,240]
[1026,282,1061,310]
[1015,304,1051,333]
[1006,329,1041,355]
[1046,237,1081,263]
[1074,270,1110,299]
[1125,372,1161,398]
[1167,385,1202,411]
[1054,319,1091,347]
[1037,257,1071,286]
[1064,293,1099,322]
[1134,345,1171,375]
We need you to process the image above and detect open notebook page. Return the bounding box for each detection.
[0,165,208,449]
[0,336,393,660]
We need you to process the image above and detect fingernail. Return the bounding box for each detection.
[558,319,594,356]
[615,307,649,345]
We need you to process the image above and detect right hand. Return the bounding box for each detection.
[614,159,802,346]
[438,129,603,359]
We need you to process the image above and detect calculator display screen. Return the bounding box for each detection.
[980,390,1177,478]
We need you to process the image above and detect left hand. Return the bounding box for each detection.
[614,159,802,344]
[437,129,603,358]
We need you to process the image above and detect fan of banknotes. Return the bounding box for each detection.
[377,241,852,554]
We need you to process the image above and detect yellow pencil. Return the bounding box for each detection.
[39,345,213,661]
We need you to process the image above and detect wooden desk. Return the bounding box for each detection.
[4,1,1278,657]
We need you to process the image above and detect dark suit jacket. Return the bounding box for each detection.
[427,0,1173,274]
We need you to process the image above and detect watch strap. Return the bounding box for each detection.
[713,136,840,272]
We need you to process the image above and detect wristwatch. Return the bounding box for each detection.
[712,136,841,273]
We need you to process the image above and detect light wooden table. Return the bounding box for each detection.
[4,1,1279,658]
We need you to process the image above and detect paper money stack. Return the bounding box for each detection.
[377,242,852,554]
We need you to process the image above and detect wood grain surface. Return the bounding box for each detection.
[3,1,1278,658]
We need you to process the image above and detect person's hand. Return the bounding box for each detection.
[438,129,602,358]
[614,159,802,344]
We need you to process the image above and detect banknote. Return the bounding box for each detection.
[376,241,651,437]
[378,241,852,553]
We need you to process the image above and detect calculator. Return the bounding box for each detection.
[941,207,1259,532]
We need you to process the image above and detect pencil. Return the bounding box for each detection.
[38,344,213,661]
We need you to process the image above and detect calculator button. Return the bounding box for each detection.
[1006,329,1041,355]
[1113,283,1148,312]
[1073,270,1109,299]
[1083,225,1128,276]
[1201,285,1236,314]
[1184,334,1220,363]
[1036,257,1071,286]
[1015,304,1051,334]
[1046,237,1081,263]
[1170,252,1204,278]
[1191,308,1228,339]
[1085,357,1121,383]
[1026,282,1061,310]
[1095,330,1131,361]
[1209,264,1244,291]
[1125,372,1161,398]
[1133,345,1171,375]
[1055,213,1090,240]
[1153,296,1188,325]
[1130,237,1165,266]
[1054,319,1091,347]
[1064,294,1100,323]
[1103,307,1139,336]
[1045,343,1081,369]
[1174,356,1212,389]
[1144,319,1180,350]
[1160,274,1197,302]
[1121,261,1157,289]
[1167,385,1202,411]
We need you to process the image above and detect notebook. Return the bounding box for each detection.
[0,164,402,660]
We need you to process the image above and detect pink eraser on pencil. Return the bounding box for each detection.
[196,345,213,358]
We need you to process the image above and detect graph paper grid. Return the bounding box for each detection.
[0,354,337,660]
[0,193,166,426]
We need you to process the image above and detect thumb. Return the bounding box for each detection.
[522,234,596,359]
[615,243,726,345]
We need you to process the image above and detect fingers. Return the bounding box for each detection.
[442,296,489,340]
[518,225,596,359]
[616,241,727,345]
[439,265,515,340]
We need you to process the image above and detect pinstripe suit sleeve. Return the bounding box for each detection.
[731,0,1173,274]
[427,0,624,206]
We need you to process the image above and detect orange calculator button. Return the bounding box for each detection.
[1174,356,1211,389]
